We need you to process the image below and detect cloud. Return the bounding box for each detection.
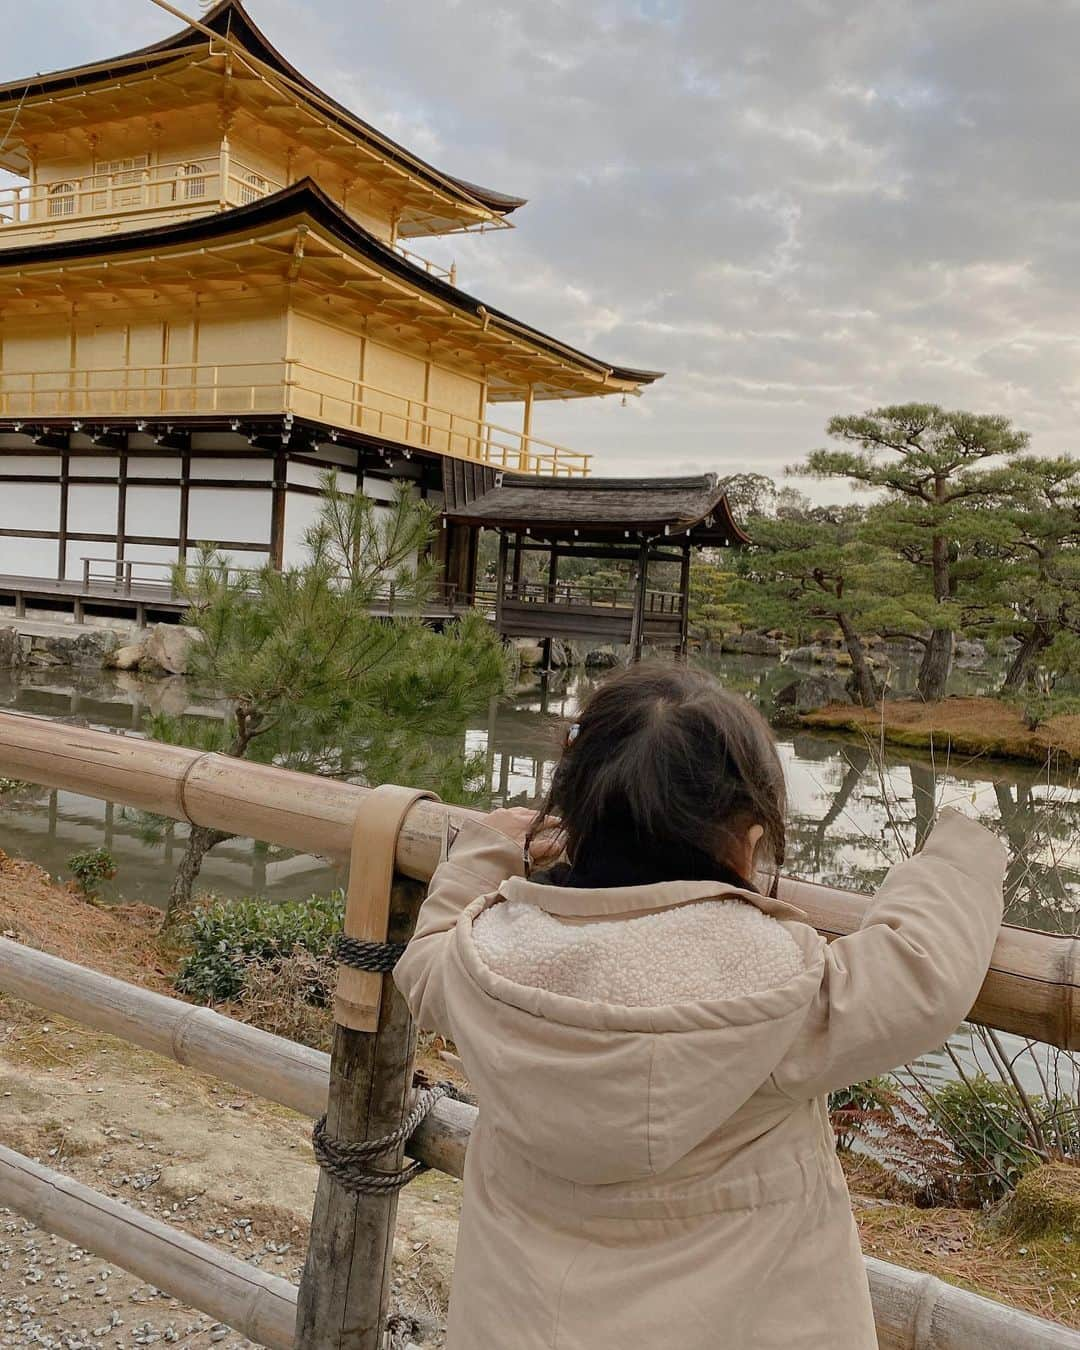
[4,0,1080,498]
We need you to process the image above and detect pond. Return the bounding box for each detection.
[1,652,1078,1092]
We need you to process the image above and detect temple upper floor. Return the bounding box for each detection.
[0,0,523,259]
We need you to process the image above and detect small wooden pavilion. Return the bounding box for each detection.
[441,468,748,661]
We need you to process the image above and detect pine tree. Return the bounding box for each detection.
[980,456,1080,691]
[798,405,1029,700]
[732,505,915,706]
[151,473,508,918]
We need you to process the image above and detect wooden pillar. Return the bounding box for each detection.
[678,540,692,660]
[269,449,288,570]
[629,539,649,663]
[57,442,70,581]
[116,442,128,566]
[521,386,535,469]
[542,544,558,673]
[511,531,524,595]
[294,874,426,1350]
[178,449,191,563]
[494,531,508,633]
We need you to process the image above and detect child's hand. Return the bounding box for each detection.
[486,808,562,863]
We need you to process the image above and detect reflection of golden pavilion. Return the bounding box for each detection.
[0,0,661,600]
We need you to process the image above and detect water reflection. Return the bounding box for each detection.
[2,659,1079,935]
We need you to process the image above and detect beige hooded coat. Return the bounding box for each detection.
[394,808,1007,1350]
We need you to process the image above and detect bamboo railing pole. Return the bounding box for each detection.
[2,712,1080,1049]
[865,1256,1080,1350]
[0,1146,298,1350]
[0,938,329,1115]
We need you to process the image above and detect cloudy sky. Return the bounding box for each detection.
[5,0,1080,493]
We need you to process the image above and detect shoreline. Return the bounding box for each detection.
[799,697,1080,769]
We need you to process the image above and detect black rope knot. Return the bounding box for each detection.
[312,1079,460,1194]
[335,935,408,972]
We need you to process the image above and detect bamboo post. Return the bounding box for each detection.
[295,875,426,1350]
[296,786,435,1349]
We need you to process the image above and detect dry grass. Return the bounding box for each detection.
[227,950,336,1052]
[802,697,1080,766]
[854,1197,1080,1326]
[0,847,173,988]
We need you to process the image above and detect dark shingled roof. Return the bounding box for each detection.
[442,472,749,545]
[0,0,526,219]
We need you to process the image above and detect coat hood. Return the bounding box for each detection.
[445,879,828,1187]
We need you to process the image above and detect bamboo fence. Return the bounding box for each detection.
[1,710,1080,1348]
[1,711,1078,1049]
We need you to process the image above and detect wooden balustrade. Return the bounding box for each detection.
[1,710,1079,1348]
[0,359,592,477]
[0,157,282,234]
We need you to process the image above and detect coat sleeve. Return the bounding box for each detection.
[774,808,1007,1100]
[393,817,524,1036]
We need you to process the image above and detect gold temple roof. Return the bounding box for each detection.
[0,0,525,238]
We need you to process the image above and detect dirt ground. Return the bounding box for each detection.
[0,847,1077,1344]
[0,850,459,1348]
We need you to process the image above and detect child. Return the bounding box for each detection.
[394,665,1006,1349]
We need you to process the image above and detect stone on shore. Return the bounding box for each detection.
[141,623,200,675]
[107,642,147,672]
[773,672,852,715]
[27,628,118,669]
[721,631,782,657]
[0,626,25,670]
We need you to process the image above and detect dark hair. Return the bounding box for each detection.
[529,664,786,893]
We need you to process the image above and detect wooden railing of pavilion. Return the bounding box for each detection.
[0,360,591,477]
[0,711,1078,1350]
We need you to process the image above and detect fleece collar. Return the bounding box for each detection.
[497,875,810,925]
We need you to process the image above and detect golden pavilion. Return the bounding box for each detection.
[0,0,742,654]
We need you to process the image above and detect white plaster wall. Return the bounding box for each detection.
[125,486,180,539]
[188,488,271,546]
[0,456,61,478]
[0,483,61,531]
[361,475,401,503]
[190,456,273,481]
[69,484,119,537]
[68,455,120,478]
[126,456,184,478]
[286,460,357,494]
[282,490,324,569]
[65,541,103,580]
[122,542,181,568]
[0,536,57,578]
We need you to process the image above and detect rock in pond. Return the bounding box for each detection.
[107,642,147,672]
[27,628,118,669]
[0,626,25,670]
[773,673,852,715]
[142,623,201,675]
[721,632,783,657]
[584,646,622,669]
